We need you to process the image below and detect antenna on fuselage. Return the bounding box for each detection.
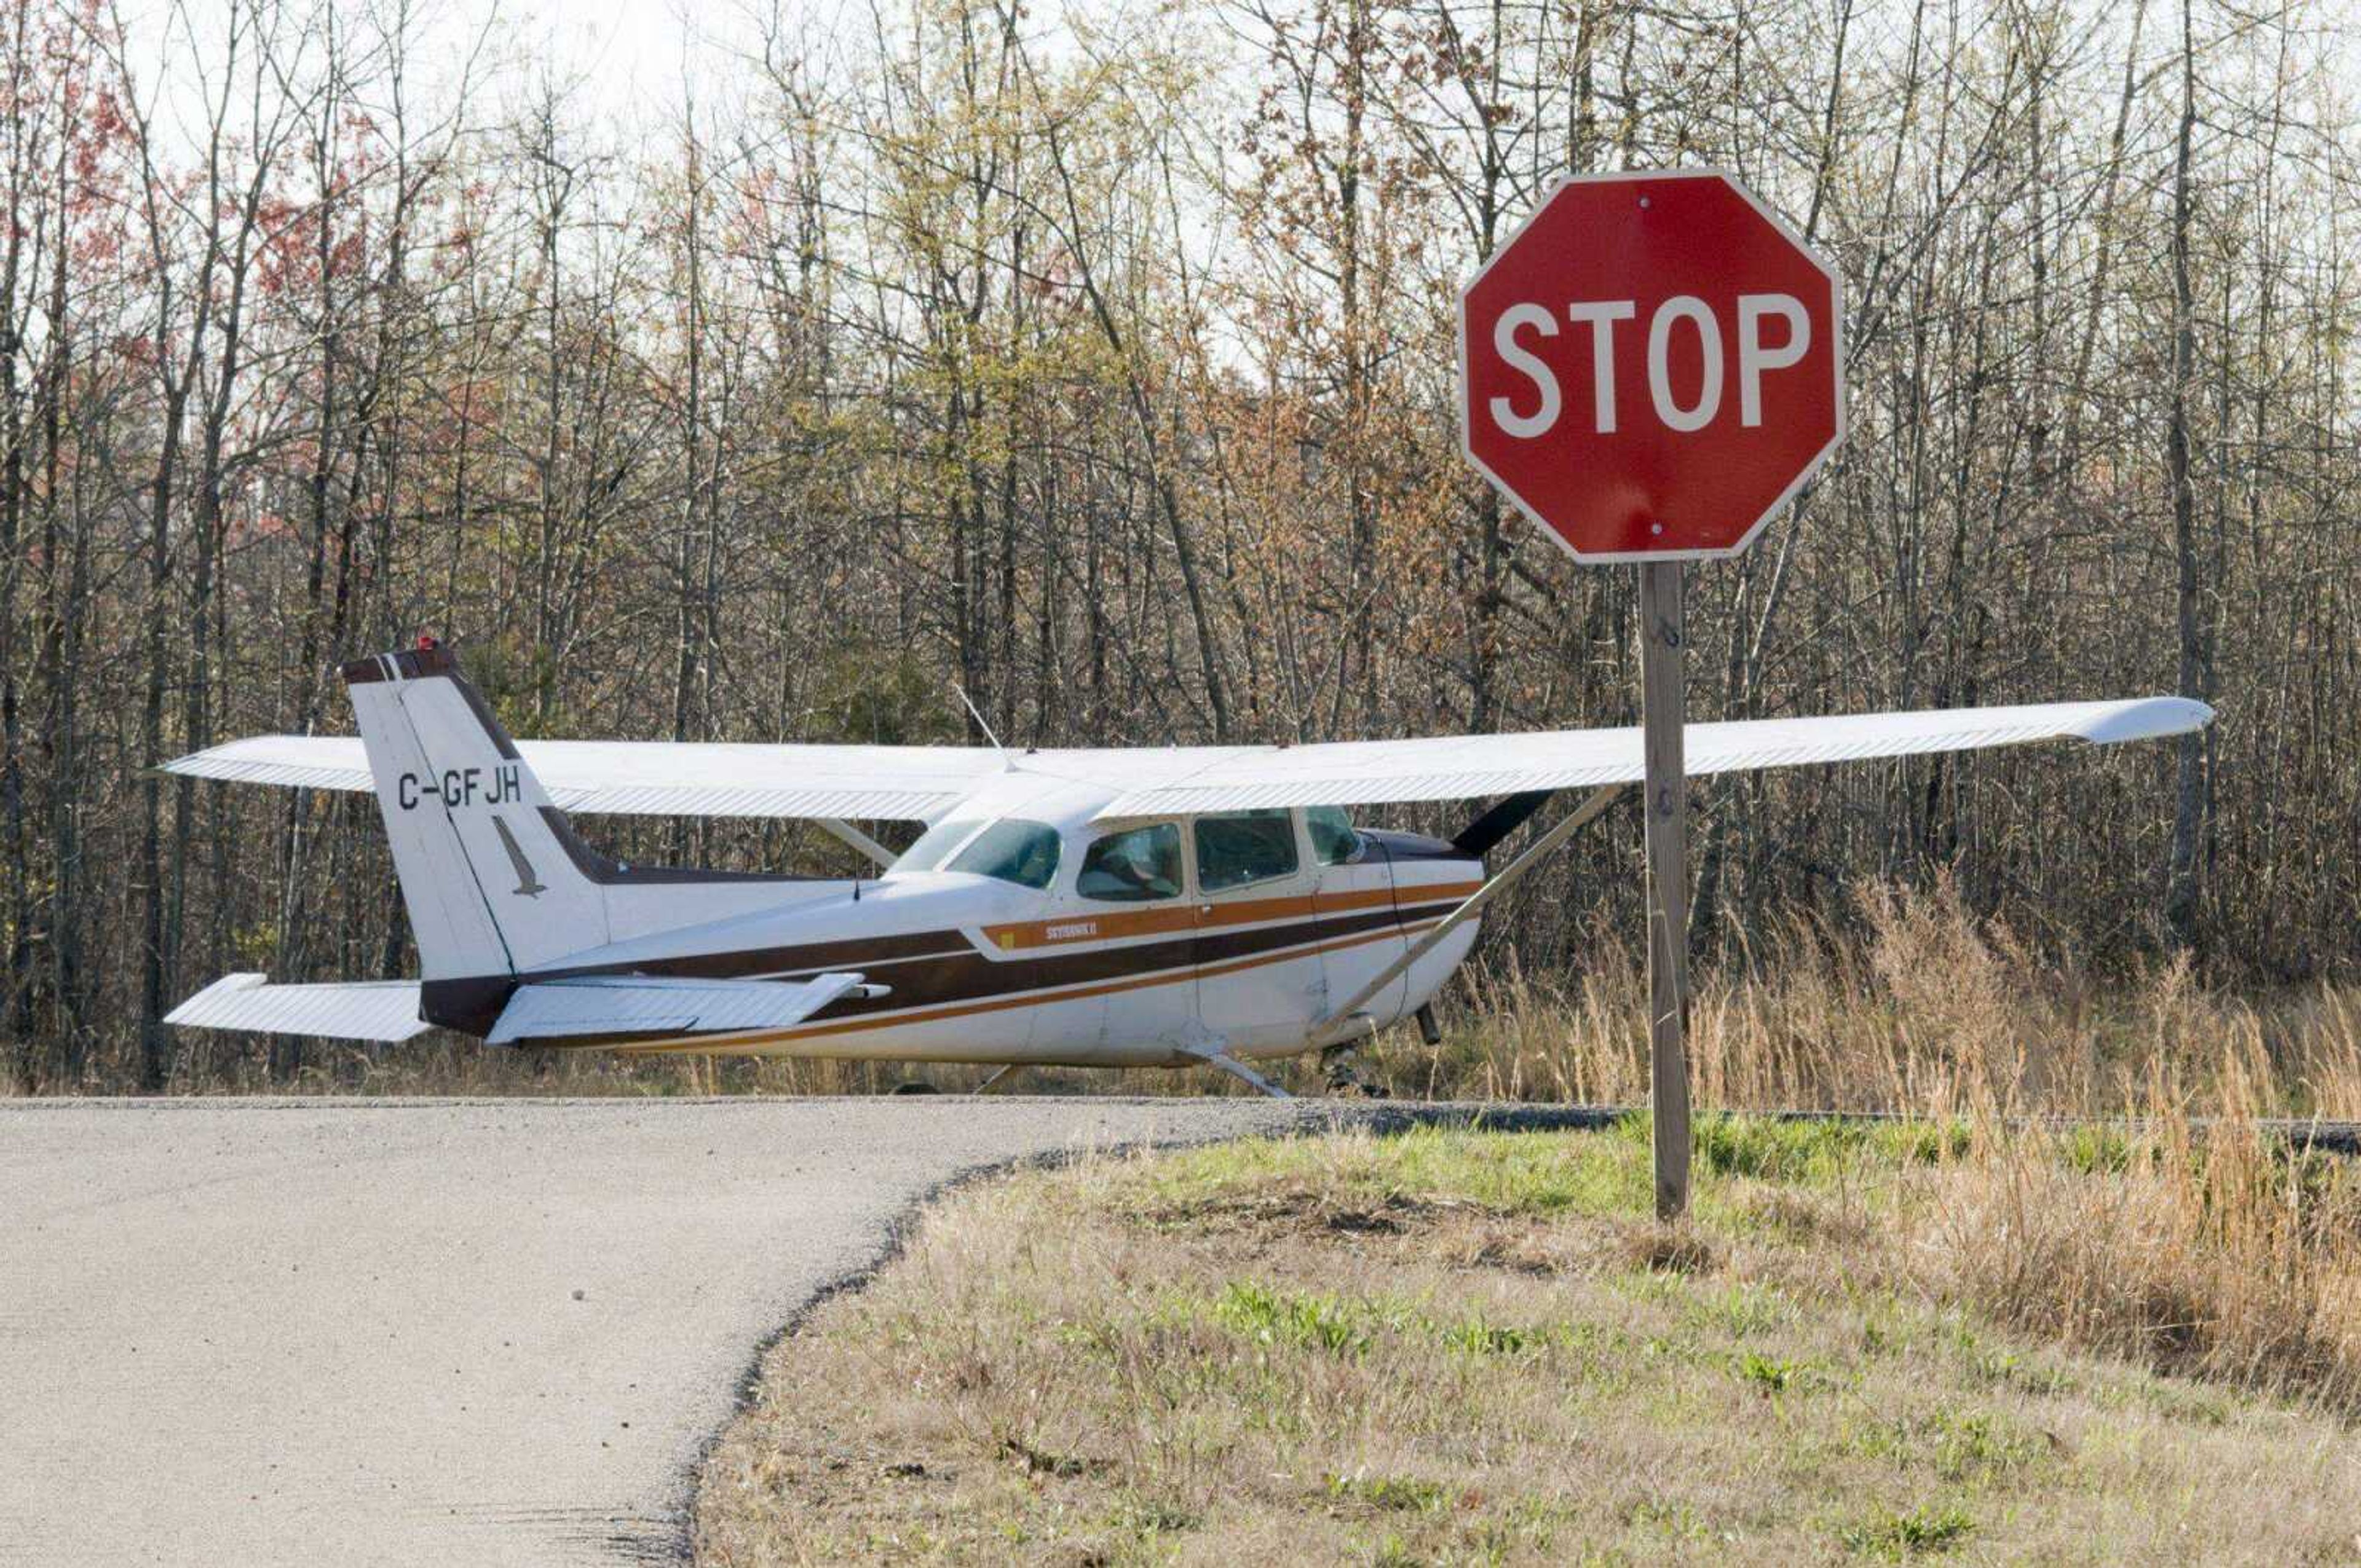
[954,684,1015,772]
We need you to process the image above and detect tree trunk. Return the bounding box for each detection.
[2164,0,2206,946]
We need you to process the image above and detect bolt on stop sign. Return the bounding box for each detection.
[1458,168,1845,561]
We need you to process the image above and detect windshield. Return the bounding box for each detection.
[1305,805,1360,865]
[945,819,1062,890]
[890,817,986,873]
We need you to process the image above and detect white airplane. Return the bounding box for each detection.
[162,641,2210,1096]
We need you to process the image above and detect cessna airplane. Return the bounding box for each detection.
[162,641,2211,1096]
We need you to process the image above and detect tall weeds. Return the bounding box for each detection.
[1901,1079,2361,1414]
[1393,877,2361,1119]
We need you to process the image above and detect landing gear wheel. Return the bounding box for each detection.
[1319,1042,1390,1099]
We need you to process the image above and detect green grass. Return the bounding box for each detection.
[1124,1121,1654,1219]
[1841,1502,1977,1558]
[1735,1347,1802,1395]
[1208,1281,1377,1357]
[1326,1473,1453,1514]
[1677,1111,1970,1181]
[1129,1115,1971,1234]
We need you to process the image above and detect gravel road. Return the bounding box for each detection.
[0,1097,1323,1566]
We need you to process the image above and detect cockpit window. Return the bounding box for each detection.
[1195,809,1300,891]
[890,817,985,873]
[945,819,1062,890]
[1305,805,1360,865]
[1077,824,1184,902]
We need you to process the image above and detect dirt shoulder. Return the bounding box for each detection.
[697,1118,2361,1565]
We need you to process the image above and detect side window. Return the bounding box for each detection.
[1077,824,1184,902]
[1305,805,1360,866]
[1195,810,1300,892]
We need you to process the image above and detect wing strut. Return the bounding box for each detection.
[1451,790,1554,857]
[1319,784,1627,1036]
[1181,1043,1292,1099]
[816,818,896,869]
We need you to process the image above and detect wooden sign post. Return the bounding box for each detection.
[1639,561,1690,1219]
[1456,169,1846,1222]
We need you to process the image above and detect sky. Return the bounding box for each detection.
[501,0,773,121]
[113,0,801,152]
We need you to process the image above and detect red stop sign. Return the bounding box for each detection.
[1458,168,1845,561]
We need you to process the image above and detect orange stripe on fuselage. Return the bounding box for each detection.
[979,881,1473,951]
[611,916,1446,1056]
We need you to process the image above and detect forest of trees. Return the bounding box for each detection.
[0,0,2354,1090]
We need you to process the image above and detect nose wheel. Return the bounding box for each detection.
[1319,1041,1390,1098]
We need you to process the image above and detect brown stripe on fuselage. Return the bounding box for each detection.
[979,883,1417,951]
[489,883,1480,1051]
[574,926,967,981]
[705,881,1472,1020]
[518,904,1409,1047]
[423,924,971,1034]
[607,916,1446,1055]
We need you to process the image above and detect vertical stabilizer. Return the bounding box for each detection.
[342,645,610,977]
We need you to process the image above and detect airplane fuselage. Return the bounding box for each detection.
[438,804,1482,1067]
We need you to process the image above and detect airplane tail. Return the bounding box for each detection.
[342,644,612,979]
[165,642,861,1046]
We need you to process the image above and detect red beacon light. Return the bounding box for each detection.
[416,632,440,651]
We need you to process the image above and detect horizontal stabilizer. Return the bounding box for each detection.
[488,973,865,1046]
[165,974,429,1042]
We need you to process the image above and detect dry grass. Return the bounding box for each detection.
[696,1105,2361,1565]
[1377,878,2361,1119]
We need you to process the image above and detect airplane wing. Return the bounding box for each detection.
[1087,697,2212,819]
[168,695,2209,826]
[160,735,1003,823]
